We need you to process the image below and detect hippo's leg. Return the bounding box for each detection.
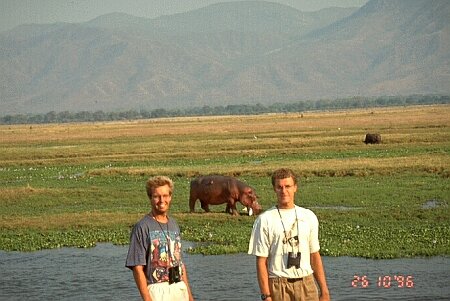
[228,199,239,216]
[189,193,197,212]
[200,200,210,212]
[189,199,196,213]
[225,203,232,214]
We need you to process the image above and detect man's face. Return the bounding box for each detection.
[150,184,172,215]
[273,177,297,209]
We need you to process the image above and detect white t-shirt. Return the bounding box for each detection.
[248,205,320,278]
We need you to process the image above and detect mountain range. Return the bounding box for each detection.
[0,0,449,115]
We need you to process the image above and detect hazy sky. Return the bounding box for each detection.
[0,0,368,33]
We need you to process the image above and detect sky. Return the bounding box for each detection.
[0,0,368,33]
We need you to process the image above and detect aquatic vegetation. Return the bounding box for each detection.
[0,228,130,251]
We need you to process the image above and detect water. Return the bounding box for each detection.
[0,243,449,301]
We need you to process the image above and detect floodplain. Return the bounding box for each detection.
[1,105,449,258]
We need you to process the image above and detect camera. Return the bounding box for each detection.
[287,252,301,269]
[168,266,181,284]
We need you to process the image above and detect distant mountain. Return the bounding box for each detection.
[249,0,450,101]
[87,2,355,35]
[0,0,448,115]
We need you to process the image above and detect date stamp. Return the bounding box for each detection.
[352,275,415,288]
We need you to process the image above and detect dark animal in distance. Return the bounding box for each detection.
[364,133,382,144]
[189,175,261,216]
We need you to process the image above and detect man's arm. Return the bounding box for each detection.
[256,256,272,300]
[310,252,330,301]
[182,264,195,301]
[132,265,152,301]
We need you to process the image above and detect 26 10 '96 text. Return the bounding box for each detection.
[352,275,415,288]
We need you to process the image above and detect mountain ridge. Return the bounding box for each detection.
[0,0,448,115]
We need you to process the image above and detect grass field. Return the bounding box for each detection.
[1,105,449,258]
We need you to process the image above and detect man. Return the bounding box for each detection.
[248,168,330,301]
[126,176,194,301]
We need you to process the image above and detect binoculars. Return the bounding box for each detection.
[287,252,301,269]
[168,266,181,284]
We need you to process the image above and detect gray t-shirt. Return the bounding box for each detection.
[125,215,183,284]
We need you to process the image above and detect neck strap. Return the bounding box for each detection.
[276,205,299,247]
[151,213,175,266]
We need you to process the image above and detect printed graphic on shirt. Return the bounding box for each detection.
[148,230,182,283]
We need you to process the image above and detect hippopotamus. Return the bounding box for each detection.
[364,133,382,144]
[189,175,261,216]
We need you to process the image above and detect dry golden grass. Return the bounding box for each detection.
[1,105,449,174]
[1,105,448,142]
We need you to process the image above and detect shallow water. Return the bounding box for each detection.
[0,243,449,301]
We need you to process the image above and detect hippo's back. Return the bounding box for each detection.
[191,175,235,199]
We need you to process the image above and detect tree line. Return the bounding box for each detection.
[1,95,449,125]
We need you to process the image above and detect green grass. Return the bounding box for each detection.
[1,172,448,258]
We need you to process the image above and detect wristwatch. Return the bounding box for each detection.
[260,294,271,300]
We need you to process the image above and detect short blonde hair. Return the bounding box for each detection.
[271,168,298,187]
[146,176,174,198]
